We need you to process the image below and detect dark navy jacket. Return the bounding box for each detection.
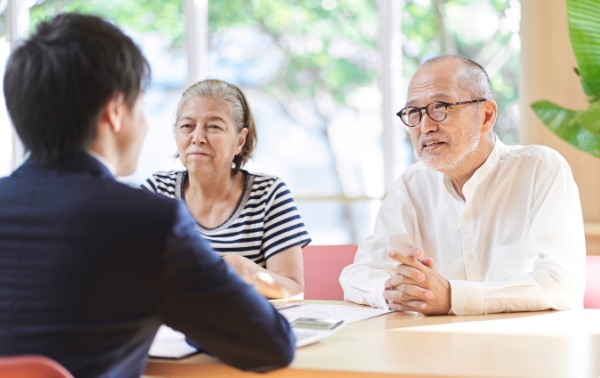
[0,152,295,377]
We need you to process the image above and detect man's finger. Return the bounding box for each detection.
[388,250,425,270]
[407,247,425,259]
[388,299,427,312]
[421,257,435,269]
[384,285,433,303]
[385,271,422,288]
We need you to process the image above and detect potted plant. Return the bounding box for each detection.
[531,0,600,158]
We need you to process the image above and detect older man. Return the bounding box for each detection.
[340,55,586,316]
[0,13,294,377]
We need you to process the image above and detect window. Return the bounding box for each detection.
[205,1,404,243]
[401,0,520,145]
[2,0,520,244]
[0,5,10,176]
[0,0,27,177]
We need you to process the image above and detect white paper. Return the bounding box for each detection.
[278,304,392,323]
[149,325,198,359]
[148,305,392,358]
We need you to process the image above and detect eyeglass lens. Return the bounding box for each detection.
[401,102,447,126]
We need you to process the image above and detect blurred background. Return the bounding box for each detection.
[0,0,521,245]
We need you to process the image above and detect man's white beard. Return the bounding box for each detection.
[420,133,480,171]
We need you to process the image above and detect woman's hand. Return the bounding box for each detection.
[223,247,304,300]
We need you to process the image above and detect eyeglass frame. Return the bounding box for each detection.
[396,98,487,127]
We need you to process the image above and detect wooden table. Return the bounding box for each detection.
[145,302,600,378]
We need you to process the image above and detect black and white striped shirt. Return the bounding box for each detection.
[142,170,311,267]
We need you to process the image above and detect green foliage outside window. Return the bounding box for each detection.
[29,0,520,145]
[17,0,521,243]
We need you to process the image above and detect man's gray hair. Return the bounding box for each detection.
[422,55,493,100]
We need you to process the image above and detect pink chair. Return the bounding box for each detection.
[584,255,600,309]
[0,355,73,378]
[302,244,357,300]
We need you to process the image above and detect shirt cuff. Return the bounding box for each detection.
[344,276,389,310]
[448,280,485,315]
[366,280,389,309]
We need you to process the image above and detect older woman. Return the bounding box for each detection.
[142,79,311,299]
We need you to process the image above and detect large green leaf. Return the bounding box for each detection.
[531,100,600,158]
[570,100,600,134]
[532,0,600,158]
[567,0,600,98]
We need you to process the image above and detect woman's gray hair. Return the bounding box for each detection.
[174,79,257,173]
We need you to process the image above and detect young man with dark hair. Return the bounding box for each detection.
[0,13,295,377]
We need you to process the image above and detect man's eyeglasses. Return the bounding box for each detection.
[396,98,487,127]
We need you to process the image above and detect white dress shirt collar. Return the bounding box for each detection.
[443,134,504,202]
[86,150,116,176]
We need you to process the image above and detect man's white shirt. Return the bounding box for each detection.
[340,138,586,315]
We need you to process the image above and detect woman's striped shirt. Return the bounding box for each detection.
[142,170,311,267]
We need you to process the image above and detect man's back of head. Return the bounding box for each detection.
[3,13,150,162]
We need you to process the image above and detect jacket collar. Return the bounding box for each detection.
[15,151,115,180]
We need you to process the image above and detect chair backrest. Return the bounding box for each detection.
[584,255,600,309]
[302,244,357,300]
[0,355,73,378]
